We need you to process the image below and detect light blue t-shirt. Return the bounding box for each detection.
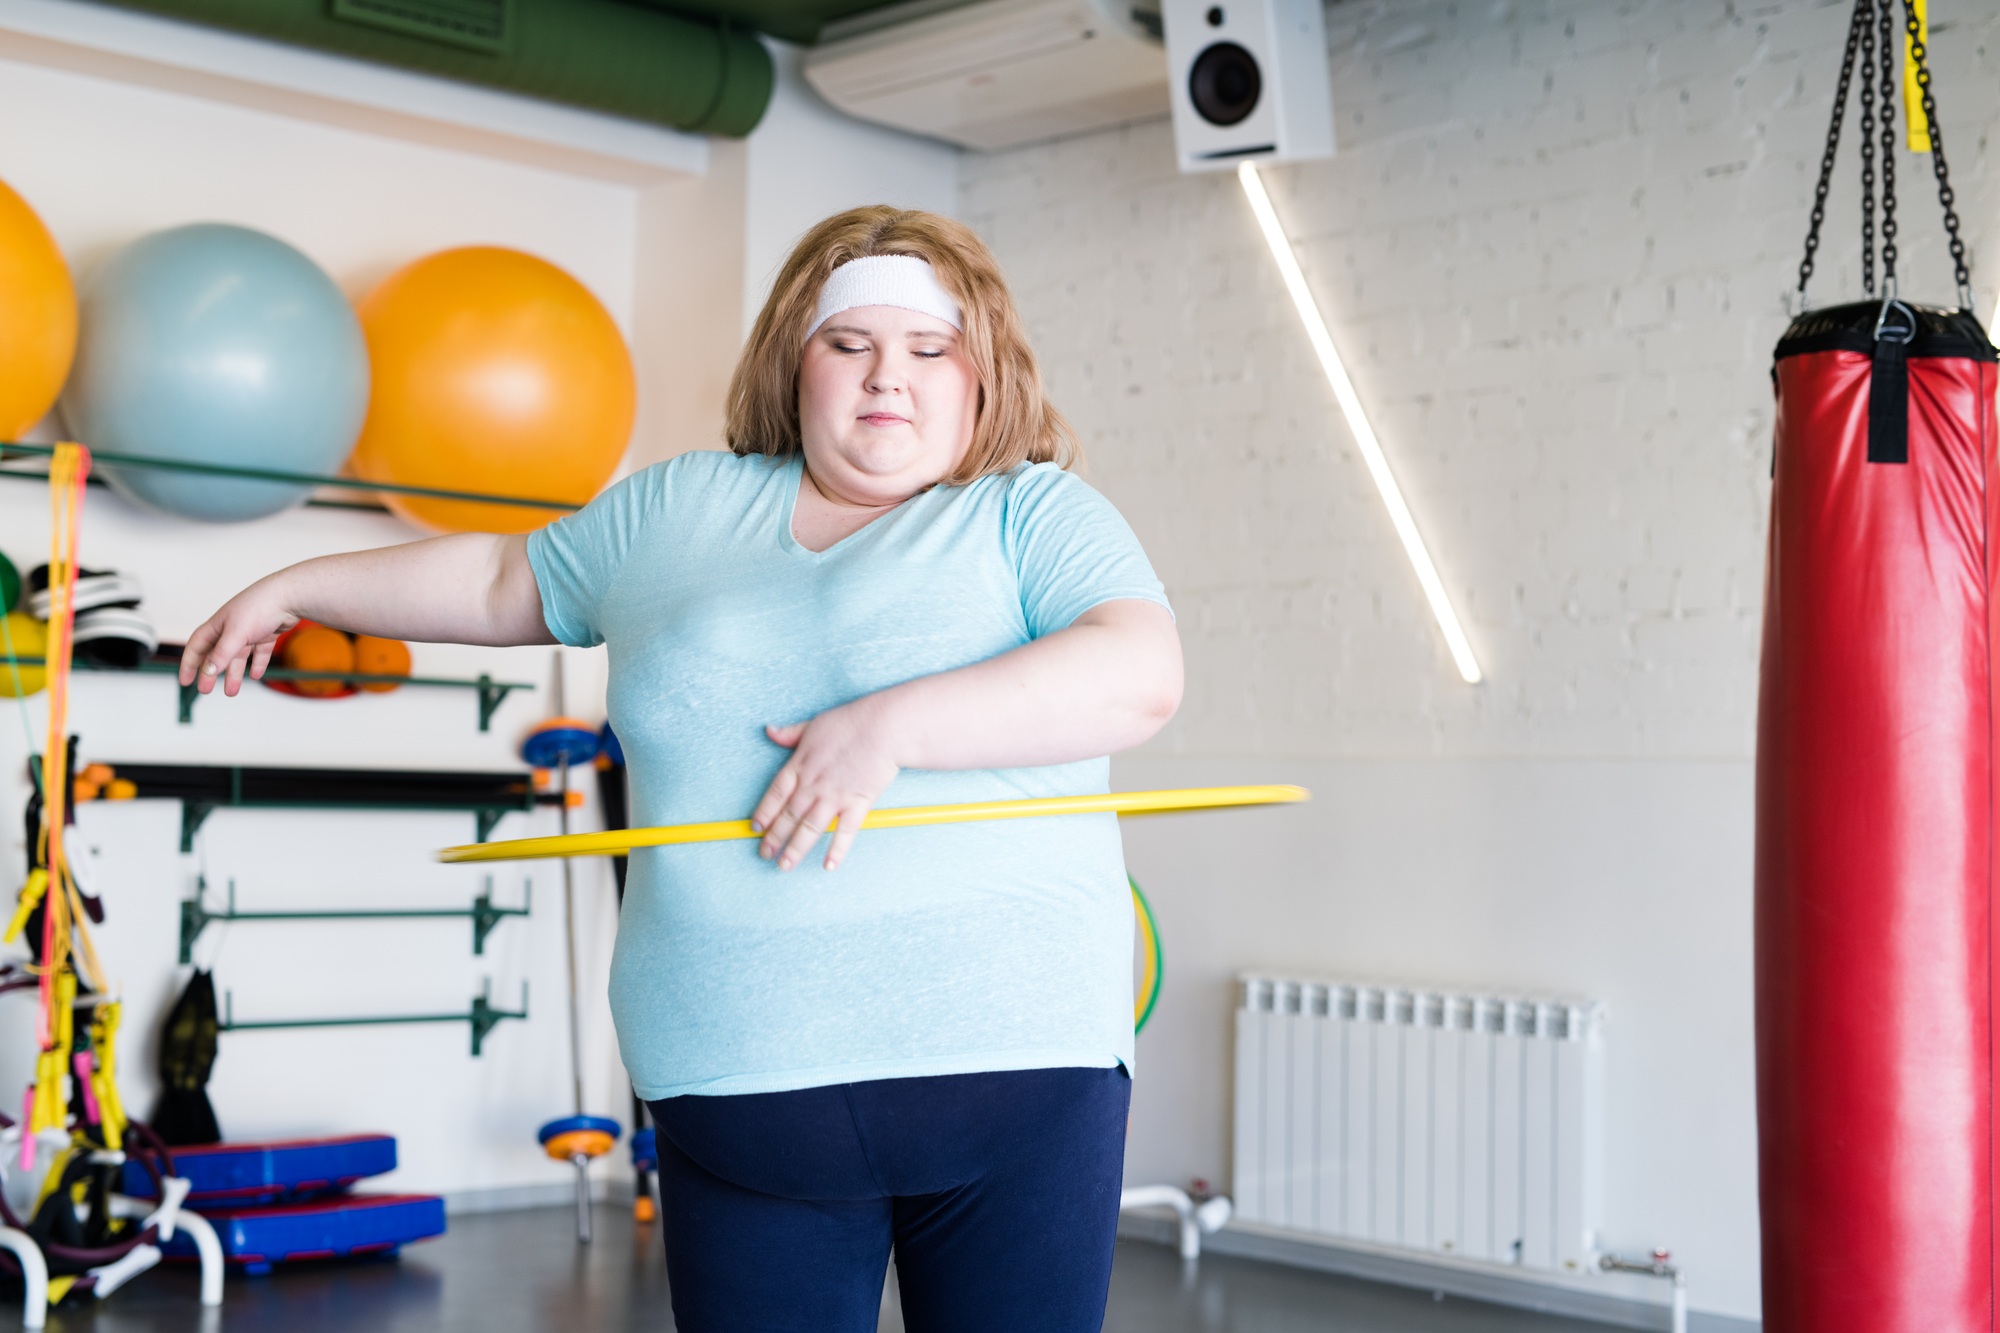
[526,450,1171,1099]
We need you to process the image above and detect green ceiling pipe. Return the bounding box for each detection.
[97,0,774,137]
[622,0,849,47]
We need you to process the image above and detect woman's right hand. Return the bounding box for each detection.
[178,576,299,697]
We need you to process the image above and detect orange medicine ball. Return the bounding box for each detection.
[352,634,411,692]
[348,247,636,535]
[0,178,77,439]
[279,623,356,697]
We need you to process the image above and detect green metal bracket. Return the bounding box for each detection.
[475,807,508,844]
[180,762,243,850]
[468,983,530,1056]
[477,675,514,732]
[178,896,204,965]
[180,802,214,854]
[469,885,531,954]
[221,979,529,1058]
[179,877,531,964]
[7,650,531,730]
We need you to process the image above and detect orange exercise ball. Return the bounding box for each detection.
[352,634,411,693]
[277,622,356,698]
[0,179,77,439]
[349,247,636,534]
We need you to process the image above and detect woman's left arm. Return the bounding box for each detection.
[753,599,1182,870]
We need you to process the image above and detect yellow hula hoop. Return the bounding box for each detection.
[438,784,1309,864]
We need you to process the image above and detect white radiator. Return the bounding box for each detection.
[1233,975,1605,1275]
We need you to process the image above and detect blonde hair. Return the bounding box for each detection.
[725,206,1078,482]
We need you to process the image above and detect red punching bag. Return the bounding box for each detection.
[1756,2,1998,1328]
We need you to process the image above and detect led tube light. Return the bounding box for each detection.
[1237,162,1483,684]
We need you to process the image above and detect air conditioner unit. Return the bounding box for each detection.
[802,0,1168,152]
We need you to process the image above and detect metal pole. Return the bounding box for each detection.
[555,656,586,1119]
[560,762,585,1121]
[553,653,592,1244]
[571,1156,593,1245]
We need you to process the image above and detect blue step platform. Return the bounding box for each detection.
[122,1134,398,1205]
[160,1193,446,1275]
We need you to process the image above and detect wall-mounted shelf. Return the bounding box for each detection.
[221,980,529,1057]
[9,654,533,731]
[81,761,564,850]
[1,444,558,731]
[180,876,531,964]
[0,462,394,515]
[0,441,583,516]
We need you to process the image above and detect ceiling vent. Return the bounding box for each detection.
[803,0,1167,152]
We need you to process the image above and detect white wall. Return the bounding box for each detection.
[0,45,640,1205]
[961,1,1999,1324]
[742,40,959,332]
[7,0,1991,1319]
[1113,754,1757,1318]
[0,9,961,1210]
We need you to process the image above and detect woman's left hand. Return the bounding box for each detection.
[752,697,902,872]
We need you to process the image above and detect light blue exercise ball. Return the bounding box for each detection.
[60,223,369,521]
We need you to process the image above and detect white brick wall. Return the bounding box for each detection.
[961,5,1997,1321]
[961,0,2000,761]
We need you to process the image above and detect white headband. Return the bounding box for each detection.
[808,255,962,338]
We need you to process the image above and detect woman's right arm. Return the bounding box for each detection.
[178,532,555,697]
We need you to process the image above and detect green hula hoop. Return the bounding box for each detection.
[1132,876,1163,1034]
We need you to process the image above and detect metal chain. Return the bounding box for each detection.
[1794,0,1971,310]
[1857,0,1876,296]
[1877,0,1898,292]
[1902,0,1974,307]
[1795,0,1866,302]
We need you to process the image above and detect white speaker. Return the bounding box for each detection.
[1162,0,1333,172]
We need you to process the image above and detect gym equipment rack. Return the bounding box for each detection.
[74,760,566,850]
[0,441,581,516]
[9,651,534,731]
[219,980,528,1057]
[178,876,530,963]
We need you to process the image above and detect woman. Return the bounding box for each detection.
[180,207,1182,1332]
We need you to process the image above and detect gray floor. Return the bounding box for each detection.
[7,1204,1627,1331]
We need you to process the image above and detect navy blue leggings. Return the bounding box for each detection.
[647,1066,1130,1333]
